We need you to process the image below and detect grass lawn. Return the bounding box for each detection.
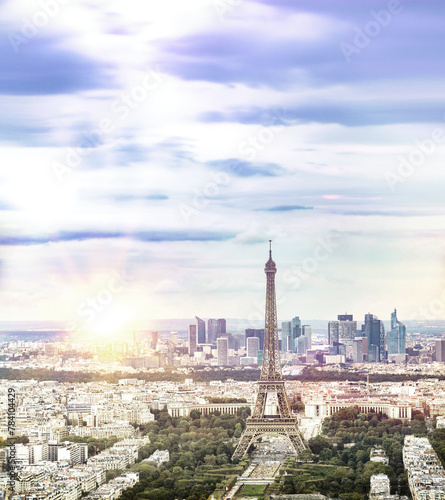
[240,484,267,496]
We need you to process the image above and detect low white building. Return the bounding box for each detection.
[304,398,412,420]
[403,436,445,500]
[370,448,389,464]
[436,416,445,428]
[144,449,169,467]
[370,474,390,498]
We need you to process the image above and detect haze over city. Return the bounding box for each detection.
[1,1,445,336]
[3,4,445,498]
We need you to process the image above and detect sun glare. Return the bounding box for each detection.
[81,306,134,342]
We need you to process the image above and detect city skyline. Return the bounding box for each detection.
[1,1,445,338]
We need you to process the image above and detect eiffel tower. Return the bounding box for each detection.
[232,242,307,459]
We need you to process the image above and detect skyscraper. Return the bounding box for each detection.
[296,325,312,355]
[296,336,308,355]
[353,337,363,363]
[329,314,357,346]
[150,331,159,348]
[217,318,226,335]
[245,328,264,350]
[219,333,237,349]
[247,336,260,358]
[436,339,445,362]
[291,316,301,352]
[195,316,206,344]
[387,309,406,357]
[362,313,385,362]
[217,337,228,366]
[281,321,292,351]
[302,325,312,350]
[207,319,218,344]
[188,325,197,355]
[328,322,339,346]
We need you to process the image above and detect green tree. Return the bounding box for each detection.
[308,435,331,455]
[234,423,242,438]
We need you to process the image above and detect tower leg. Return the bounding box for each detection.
[252,391,267,418]
[232,423,306,460]
[286,430,306,454]
[232,429,258,459]
[276,385,291,418]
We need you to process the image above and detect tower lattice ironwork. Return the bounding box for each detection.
[232,242,307,459]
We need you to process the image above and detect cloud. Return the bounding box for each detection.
[206,159,285,177]
[159,3,445,90]
[112,143,151,164]
[200,101,445,127]
[160,29,340,88]
[0,201,15,211]
[0,33,114,95]
[328,209,441,217]
[0,230,236,246]
[154,279,183,293]
[258,205,313,212]
[0,121,52,145]
[254,1,445,20]
[112,194,169,202]
[155,138,196,162]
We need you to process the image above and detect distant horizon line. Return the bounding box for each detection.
[0,317,444,327]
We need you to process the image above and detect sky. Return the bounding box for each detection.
[1,0,445,337]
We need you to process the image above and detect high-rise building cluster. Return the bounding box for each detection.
[187,312,312,368]
[280,317,312,354]
[188,317,226,354]
[327,310,406,364]
[179,307,445,368]
[188,317,252,366]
